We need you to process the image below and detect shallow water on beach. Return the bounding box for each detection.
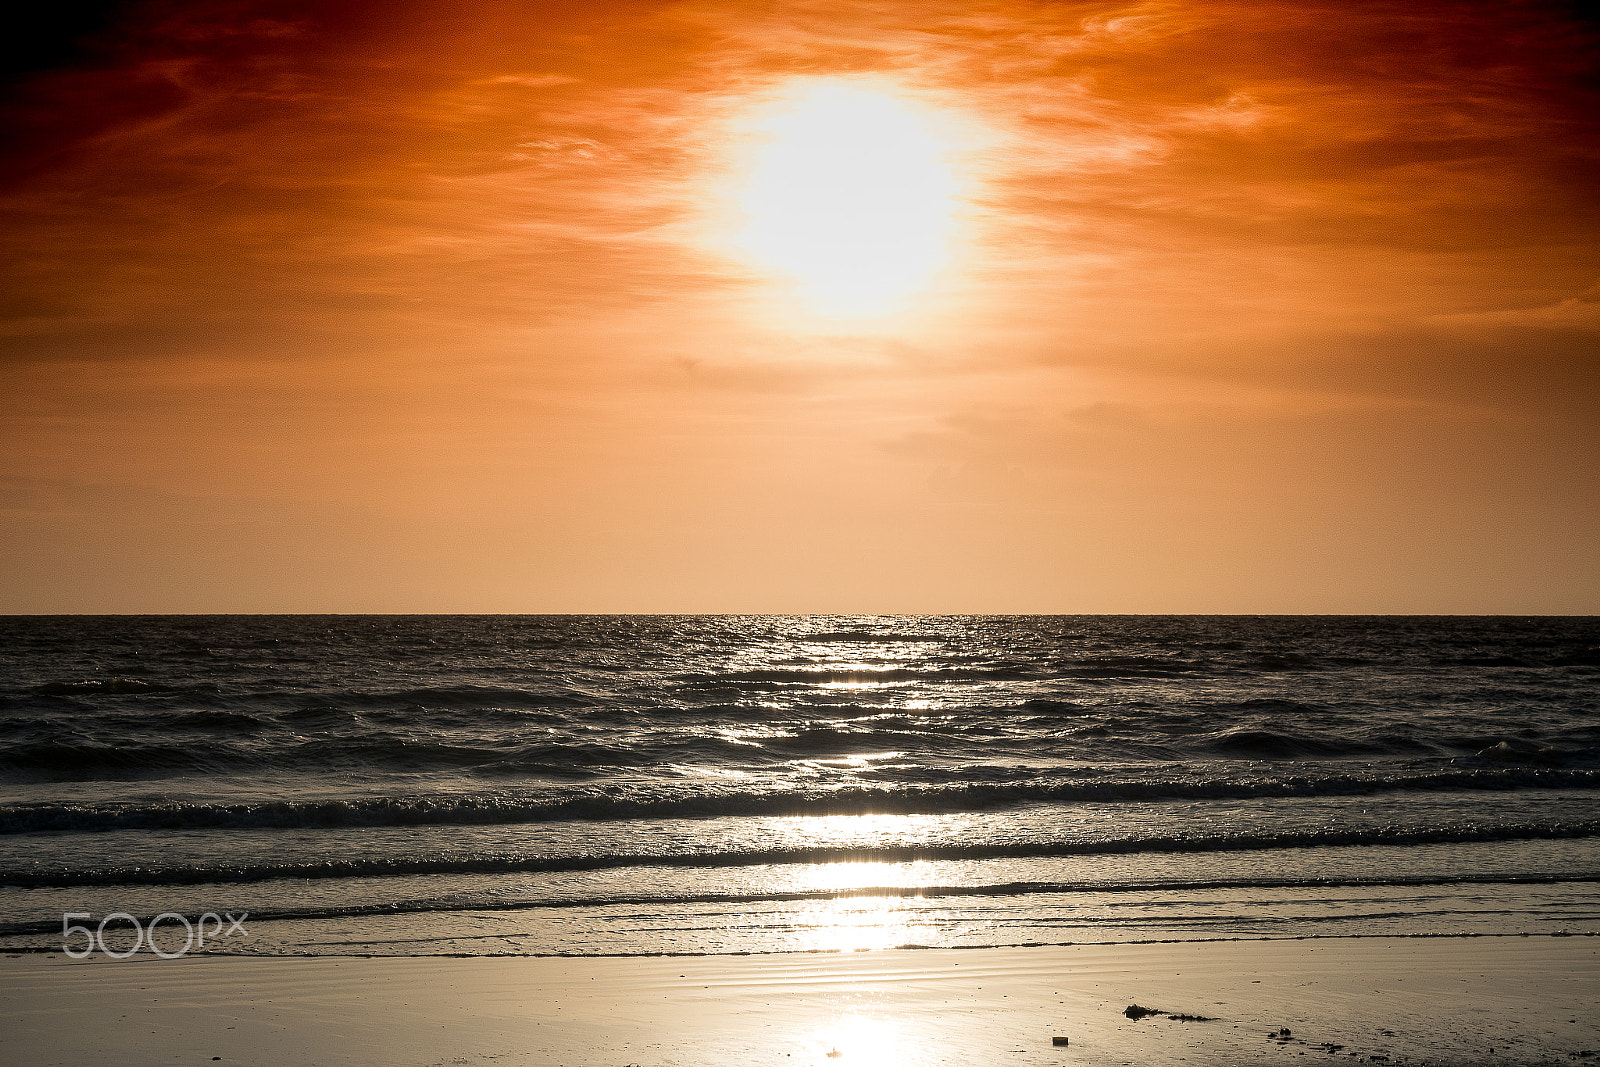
[1,615,1596,957]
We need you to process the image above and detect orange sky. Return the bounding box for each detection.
[2,0,1597,613]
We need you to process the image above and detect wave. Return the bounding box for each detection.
[1440,647,1600,668]
[2,873,1597,940]
[3,819,1597,890]
[804,631,946,643]
[0,742,220,775]
[323,685,587,710]
[671,666,1048,685]
[12,681,590,716]
[10,715,1586,780]
[0,736,677,779]
[1202,728,1385,759]
[5,767,1599,834]
[29,678,195,696]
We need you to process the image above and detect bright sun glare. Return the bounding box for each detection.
[730,80,963,318]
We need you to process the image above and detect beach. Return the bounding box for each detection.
[3,615,1597,1063]
[6,935,1596,1066]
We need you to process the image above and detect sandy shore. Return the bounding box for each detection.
[4,936,1596,1066]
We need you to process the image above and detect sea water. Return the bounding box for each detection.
[1,615,1596,957]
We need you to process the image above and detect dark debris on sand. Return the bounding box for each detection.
[1123,1004,1217,1022]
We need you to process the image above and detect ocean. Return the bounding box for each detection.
[1,615,1596,959]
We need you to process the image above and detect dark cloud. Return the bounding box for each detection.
[1,2,136,86]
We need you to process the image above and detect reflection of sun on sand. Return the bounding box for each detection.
[5,936,1596,1066]
[810,1015,904,1061]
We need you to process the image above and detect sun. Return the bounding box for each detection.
[725,79,965,319]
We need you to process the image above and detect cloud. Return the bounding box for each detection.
[1,0,1596,610]
[1426,291,1600,331]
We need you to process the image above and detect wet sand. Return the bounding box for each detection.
[3,935,1596,1066]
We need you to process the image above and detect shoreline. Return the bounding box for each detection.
[5,935,1596,1065]
[6,927,1597,960]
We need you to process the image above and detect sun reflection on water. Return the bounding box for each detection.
[783,857,942,953]
[817,679,906,691]
[779,817,948,856]
[792,856,938,890]
[797,894,920,953]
